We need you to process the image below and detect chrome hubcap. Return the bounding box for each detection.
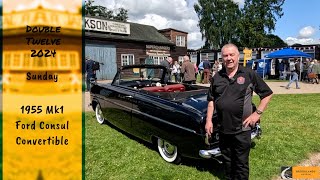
[162,141,176,157]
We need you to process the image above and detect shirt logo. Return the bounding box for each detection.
[237,76,245,84]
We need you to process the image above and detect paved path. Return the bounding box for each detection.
[84,81,320,112]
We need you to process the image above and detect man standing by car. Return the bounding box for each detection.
[85,56,96,92]
[205,43,273,180]
[202,57,211,84]
[181,55,196,84]
[161,56,173,83]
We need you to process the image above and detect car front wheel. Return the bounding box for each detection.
[157,138,181,164]
[95,103,106,124]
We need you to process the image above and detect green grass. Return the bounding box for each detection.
[85,94,320,180]
[264,79,287,82]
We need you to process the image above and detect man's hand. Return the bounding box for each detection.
[205,120,213,137]
[243,112,260,128]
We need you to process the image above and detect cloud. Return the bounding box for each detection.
[285,37,320,45]
[285,26,319,45]
[231,0,245,7]
[99,0,193,20]
[135,14,170,29]
[298,26,316,38]
[94,0,204,49]
[188,32,204,49]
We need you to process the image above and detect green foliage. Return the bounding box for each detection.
[194,0,286,48]
[86,94,320,180]
[194,0,241,49]
[84,0,128,22]
[240,0,285,47]
[263,34,288,47]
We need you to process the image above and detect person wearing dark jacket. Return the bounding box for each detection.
[85,57,96,92]
[205,43,273,180]
[160,56,173,83]
[202,58,211,84]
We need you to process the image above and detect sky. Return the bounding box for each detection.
[93,0,319,49]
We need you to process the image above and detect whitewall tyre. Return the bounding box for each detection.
[157,138,181,164]
[95,103,106,124]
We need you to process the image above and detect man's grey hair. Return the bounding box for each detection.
[221,43,240,54]
[183,55,190,61]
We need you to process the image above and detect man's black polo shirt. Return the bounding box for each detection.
[207,66,273,134]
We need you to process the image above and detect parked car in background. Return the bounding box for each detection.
[90,64,262,164]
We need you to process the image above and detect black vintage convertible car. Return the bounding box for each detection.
[90,64,261,164]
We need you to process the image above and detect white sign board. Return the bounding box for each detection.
[85,17,130,35]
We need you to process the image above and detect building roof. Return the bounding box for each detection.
[85,17,174,45]
[158,28,188,34]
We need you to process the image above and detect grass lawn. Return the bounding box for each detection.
[264,79,288,82]
[85,94,320,180]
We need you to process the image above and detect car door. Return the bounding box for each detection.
[101,85,134,132]
[131,92,196,144]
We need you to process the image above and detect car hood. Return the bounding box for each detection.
[180,93,209,115]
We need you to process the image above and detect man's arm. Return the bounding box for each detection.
[256,94,272,113]
[181,63,186,73]
[205,101,215,136]
[243,93,272,128]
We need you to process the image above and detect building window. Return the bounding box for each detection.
[121,54,135,66]
[176,36,185,47]
[149,56,167,65]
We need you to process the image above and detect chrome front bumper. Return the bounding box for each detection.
[199,124,262,159]
[199,148,221,159]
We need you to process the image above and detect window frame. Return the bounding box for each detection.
[176,35,186,47]
[121,54,135,66]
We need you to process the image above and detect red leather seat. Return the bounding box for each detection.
[164,84,185,92]
[142,86,165,92]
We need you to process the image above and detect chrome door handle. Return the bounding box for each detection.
[125,95,133,98]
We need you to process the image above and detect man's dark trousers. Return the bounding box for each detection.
[219,130,251,180]
[86,73,96,91]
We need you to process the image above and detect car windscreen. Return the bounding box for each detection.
[113,67,164,85]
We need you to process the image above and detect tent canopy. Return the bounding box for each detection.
[265,48,312,58]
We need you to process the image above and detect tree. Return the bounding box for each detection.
[194,0,285,49]
[113,8,128,22]
[194,0,241,49]
[263,34,288,47]
[239,0,285,47]
[85,0,128,22]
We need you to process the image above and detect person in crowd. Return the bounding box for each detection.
[212,60,222,77]
[285,59,301,89]
[179,61,184,82]
[193,62,199,80]
[302,61,309,82]
[172,61,181,82]
[202,57,211,84]
[309,59,319,84]
[314,59,320,80]
[205,43,273,180]
[307,61,315,83]
[198,60,204,83]
[85,56,97,92]
[278,59,285,80]
[160,56,173,83]
[181,55,196,84]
